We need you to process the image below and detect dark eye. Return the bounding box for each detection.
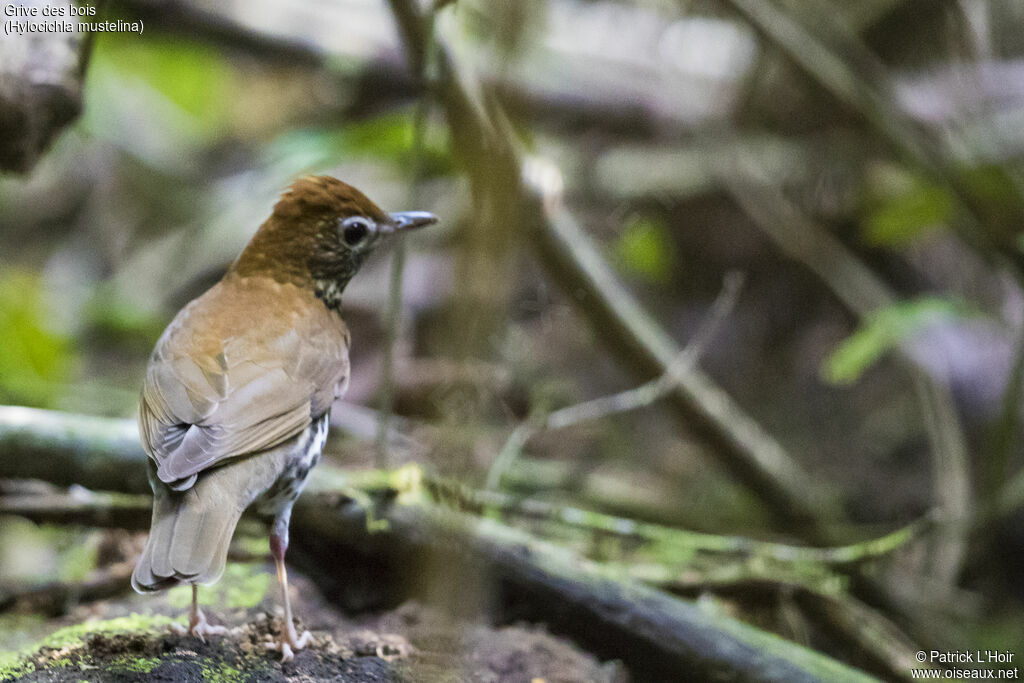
[341,217,371,246]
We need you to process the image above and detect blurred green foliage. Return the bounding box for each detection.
[167,563,269,610]
[266,114,452,177]
[0,271,75,407]
[85,287,166,353]
[822,297,966,385]
[862,165,952,247]
[460,0,545,59]
[959,164,1024,245]
[615,213,675,284]
[863,162,1024,249]
[89,34,236,139]
[0,518,98,588]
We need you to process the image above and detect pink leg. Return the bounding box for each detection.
[170,585,227,641]
[264,519,311,662]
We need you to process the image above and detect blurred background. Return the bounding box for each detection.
[2,0,1024,678]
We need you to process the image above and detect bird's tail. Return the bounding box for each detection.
[131,462,249,593]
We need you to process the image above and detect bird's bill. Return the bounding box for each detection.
[389,211,438,232]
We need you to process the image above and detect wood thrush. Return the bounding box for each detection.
[130,176,437,660]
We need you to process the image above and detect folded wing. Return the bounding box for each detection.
[137,282,349,488]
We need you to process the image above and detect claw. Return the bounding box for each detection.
[295,630,312,648]
[171,607,226,642]
[265,624,312,662]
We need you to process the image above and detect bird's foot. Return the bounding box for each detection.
[264,621,312,663]
[170,609,227,642]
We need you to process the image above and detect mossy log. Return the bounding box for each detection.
[0,406,149,494]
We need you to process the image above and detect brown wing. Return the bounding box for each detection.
[138,277,349,488]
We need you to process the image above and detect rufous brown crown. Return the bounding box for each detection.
[230,176,392,293]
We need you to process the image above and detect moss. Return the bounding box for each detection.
[44,614,175,648]
[0,653,34,680]
[200,660,245,682]
[109,654,162,674]
[47,655,74,668]
[0,613,174,680]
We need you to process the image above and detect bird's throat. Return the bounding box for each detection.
[313,278,346,312]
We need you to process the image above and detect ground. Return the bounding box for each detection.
[0,555,623,682]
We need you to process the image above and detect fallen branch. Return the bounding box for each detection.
[651,570,937,682]
[0,407,923,574]
[292,468,877,682]
[0,487,151,529]
[536,189,844,537]
[0,563,134,617]
[0,406,149,494]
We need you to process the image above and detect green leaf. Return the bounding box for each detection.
[615,214,675,284]
[822,298,964,385]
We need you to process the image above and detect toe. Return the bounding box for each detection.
[265,631,311,662]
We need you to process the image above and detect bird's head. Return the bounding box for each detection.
[231,176,437,309]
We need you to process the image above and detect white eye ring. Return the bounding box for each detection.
[340,216,373,247]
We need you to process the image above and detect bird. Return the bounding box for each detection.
[130,175,437,661]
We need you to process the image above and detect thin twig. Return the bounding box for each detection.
[377,4,437,467]
[466,485,930,568]
[547,271,745,431]
[486,422,536,492]
[486,272,745,490]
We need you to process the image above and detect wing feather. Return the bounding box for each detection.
[137,278,350,486]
